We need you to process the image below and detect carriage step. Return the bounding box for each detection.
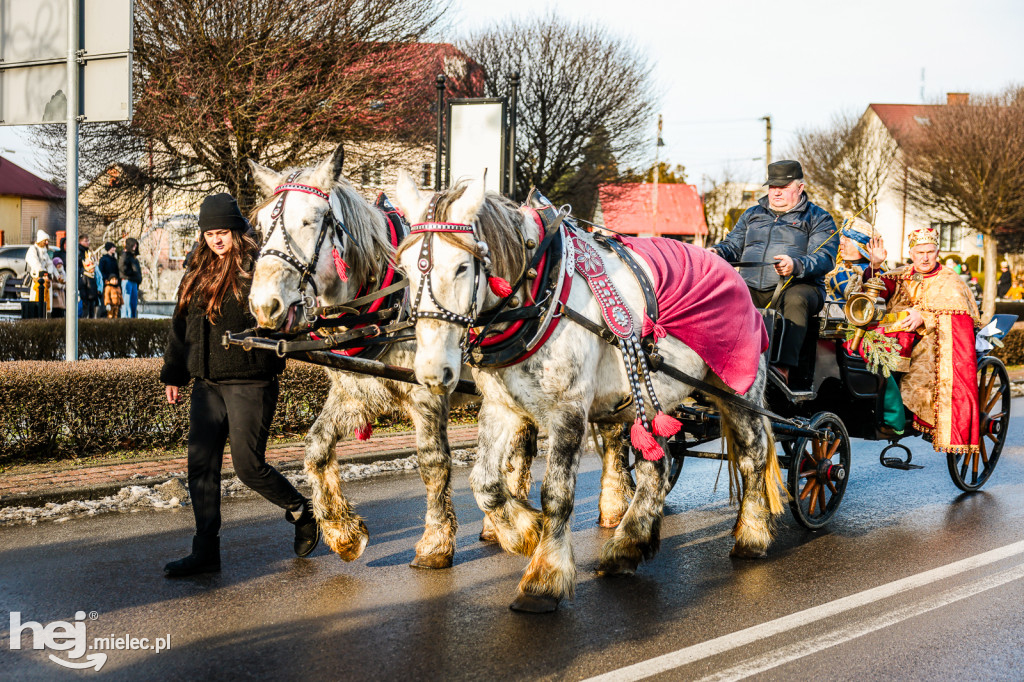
[880,457,925,471]
[879,442,924,470]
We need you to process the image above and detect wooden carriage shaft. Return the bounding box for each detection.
[224,332,479,395]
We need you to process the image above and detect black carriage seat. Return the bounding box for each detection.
[759,308,786,365]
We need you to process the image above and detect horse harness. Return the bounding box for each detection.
[259,171,366,318]
[245,178,411,360]
[407,190,575,368]
[407,192,801,447]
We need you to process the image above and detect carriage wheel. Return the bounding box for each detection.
[787,412,851,530]
[947,356,1010,492]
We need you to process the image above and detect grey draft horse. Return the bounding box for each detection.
[394,171,785,611]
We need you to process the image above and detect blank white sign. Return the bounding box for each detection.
[449,101,504,194]
[0,0,133,124]
[0,0,67,62]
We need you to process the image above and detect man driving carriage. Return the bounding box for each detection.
[709,160,838,386]
[862,226,982,454]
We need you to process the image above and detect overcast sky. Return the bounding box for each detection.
[2,0,1022,185]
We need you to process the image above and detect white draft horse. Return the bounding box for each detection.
[245,147,632,567]
[246,146,500,567]
[394,171,785,612]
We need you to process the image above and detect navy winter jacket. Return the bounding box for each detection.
[713,193,839,294]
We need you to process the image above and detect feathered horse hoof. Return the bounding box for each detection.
[321,517,369,562]
[730,543,768,560]
[410,553,453,569]
[510,593,559,613]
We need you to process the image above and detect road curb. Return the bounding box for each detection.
[0,439,477,510]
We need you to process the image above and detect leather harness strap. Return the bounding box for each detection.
[593,233,659,330]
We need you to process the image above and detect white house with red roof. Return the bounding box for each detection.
[0,156,65,246]
[594,183,709,244]
[860,94,984,268]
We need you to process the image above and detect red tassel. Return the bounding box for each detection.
[652,411,682,438]
[630,418,664,461]
[332,247,349,282]
[488,276,513,297]
[355,423,372,441]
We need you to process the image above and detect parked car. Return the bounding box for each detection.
[0,244,30,281]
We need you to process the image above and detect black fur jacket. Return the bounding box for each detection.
[160,265,284,386]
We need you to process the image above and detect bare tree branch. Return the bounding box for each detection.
[460,13,657,218]
[900,86,1024,319]
[788,109,899,222]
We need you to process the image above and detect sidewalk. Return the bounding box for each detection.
[0,425,478,508]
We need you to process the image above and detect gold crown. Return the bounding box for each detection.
[908,227,939,249]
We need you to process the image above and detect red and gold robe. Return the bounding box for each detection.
[869,264,982,454]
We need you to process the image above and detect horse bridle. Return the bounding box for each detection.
[408,195,488,340]
[260,171,361,319]
[407,193,565,362]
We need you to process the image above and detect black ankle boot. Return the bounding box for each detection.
[164,536,220,577]
[288,500,320,558]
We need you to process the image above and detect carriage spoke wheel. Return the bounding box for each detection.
[788,412,850,530]
[947,357,1010,492]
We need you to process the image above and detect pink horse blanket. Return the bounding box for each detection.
[621,237,768,395]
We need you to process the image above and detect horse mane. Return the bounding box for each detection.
[395,179,526,284]
[249,167,394,285]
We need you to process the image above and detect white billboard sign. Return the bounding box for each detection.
[447,99,506,195]
[0,0,133,125]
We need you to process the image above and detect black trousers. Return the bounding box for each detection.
[748,284,823,368]
[188,378,304,538]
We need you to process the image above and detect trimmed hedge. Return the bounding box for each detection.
[0,358,331,463]
[0,319,172,361]
[992,328,1024,366]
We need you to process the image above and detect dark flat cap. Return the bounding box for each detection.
[764,160,804,187]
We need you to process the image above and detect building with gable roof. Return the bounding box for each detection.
[0,156,65,246]
[594,183,709,243]
[858,94,984,269]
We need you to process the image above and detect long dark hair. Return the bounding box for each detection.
[176,231,259,323]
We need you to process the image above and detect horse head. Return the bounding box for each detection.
[247,145,392,332]
[394,169,526,394]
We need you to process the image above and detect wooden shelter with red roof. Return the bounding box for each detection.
[0,157,65,246]
[595,183,709,244]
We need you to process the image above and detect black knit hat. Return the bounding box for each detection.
[103,241,116,251]
[198,193,249,233]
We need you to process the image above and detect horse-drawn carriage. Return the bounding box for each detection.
[225,146,1015,611]
[661,301,1015,531]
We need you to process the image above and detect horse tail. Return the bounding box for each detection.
[762,424,787,515]
[723,416,787,515]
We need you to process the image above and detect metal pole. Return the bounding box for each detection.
[508,71,519,199]
[65,0,80,361]
[434,74,445,191]
[761,115,772,172]
[653,114,662,233]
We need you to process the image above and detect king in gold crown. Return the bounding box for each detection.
[908,226,939,249]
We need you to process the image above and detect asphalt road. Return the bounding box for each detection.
[3,400,1024,681]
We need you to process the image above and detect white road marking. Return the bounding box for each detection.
[583,539,1024,682]
[697,562,1024,681]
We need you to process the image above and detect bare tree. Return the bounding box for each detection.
[460,14,656,218]
[32,0,457,220]
[789,110,899,222]
[901,87,1024,319]
[701,169,755,246]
